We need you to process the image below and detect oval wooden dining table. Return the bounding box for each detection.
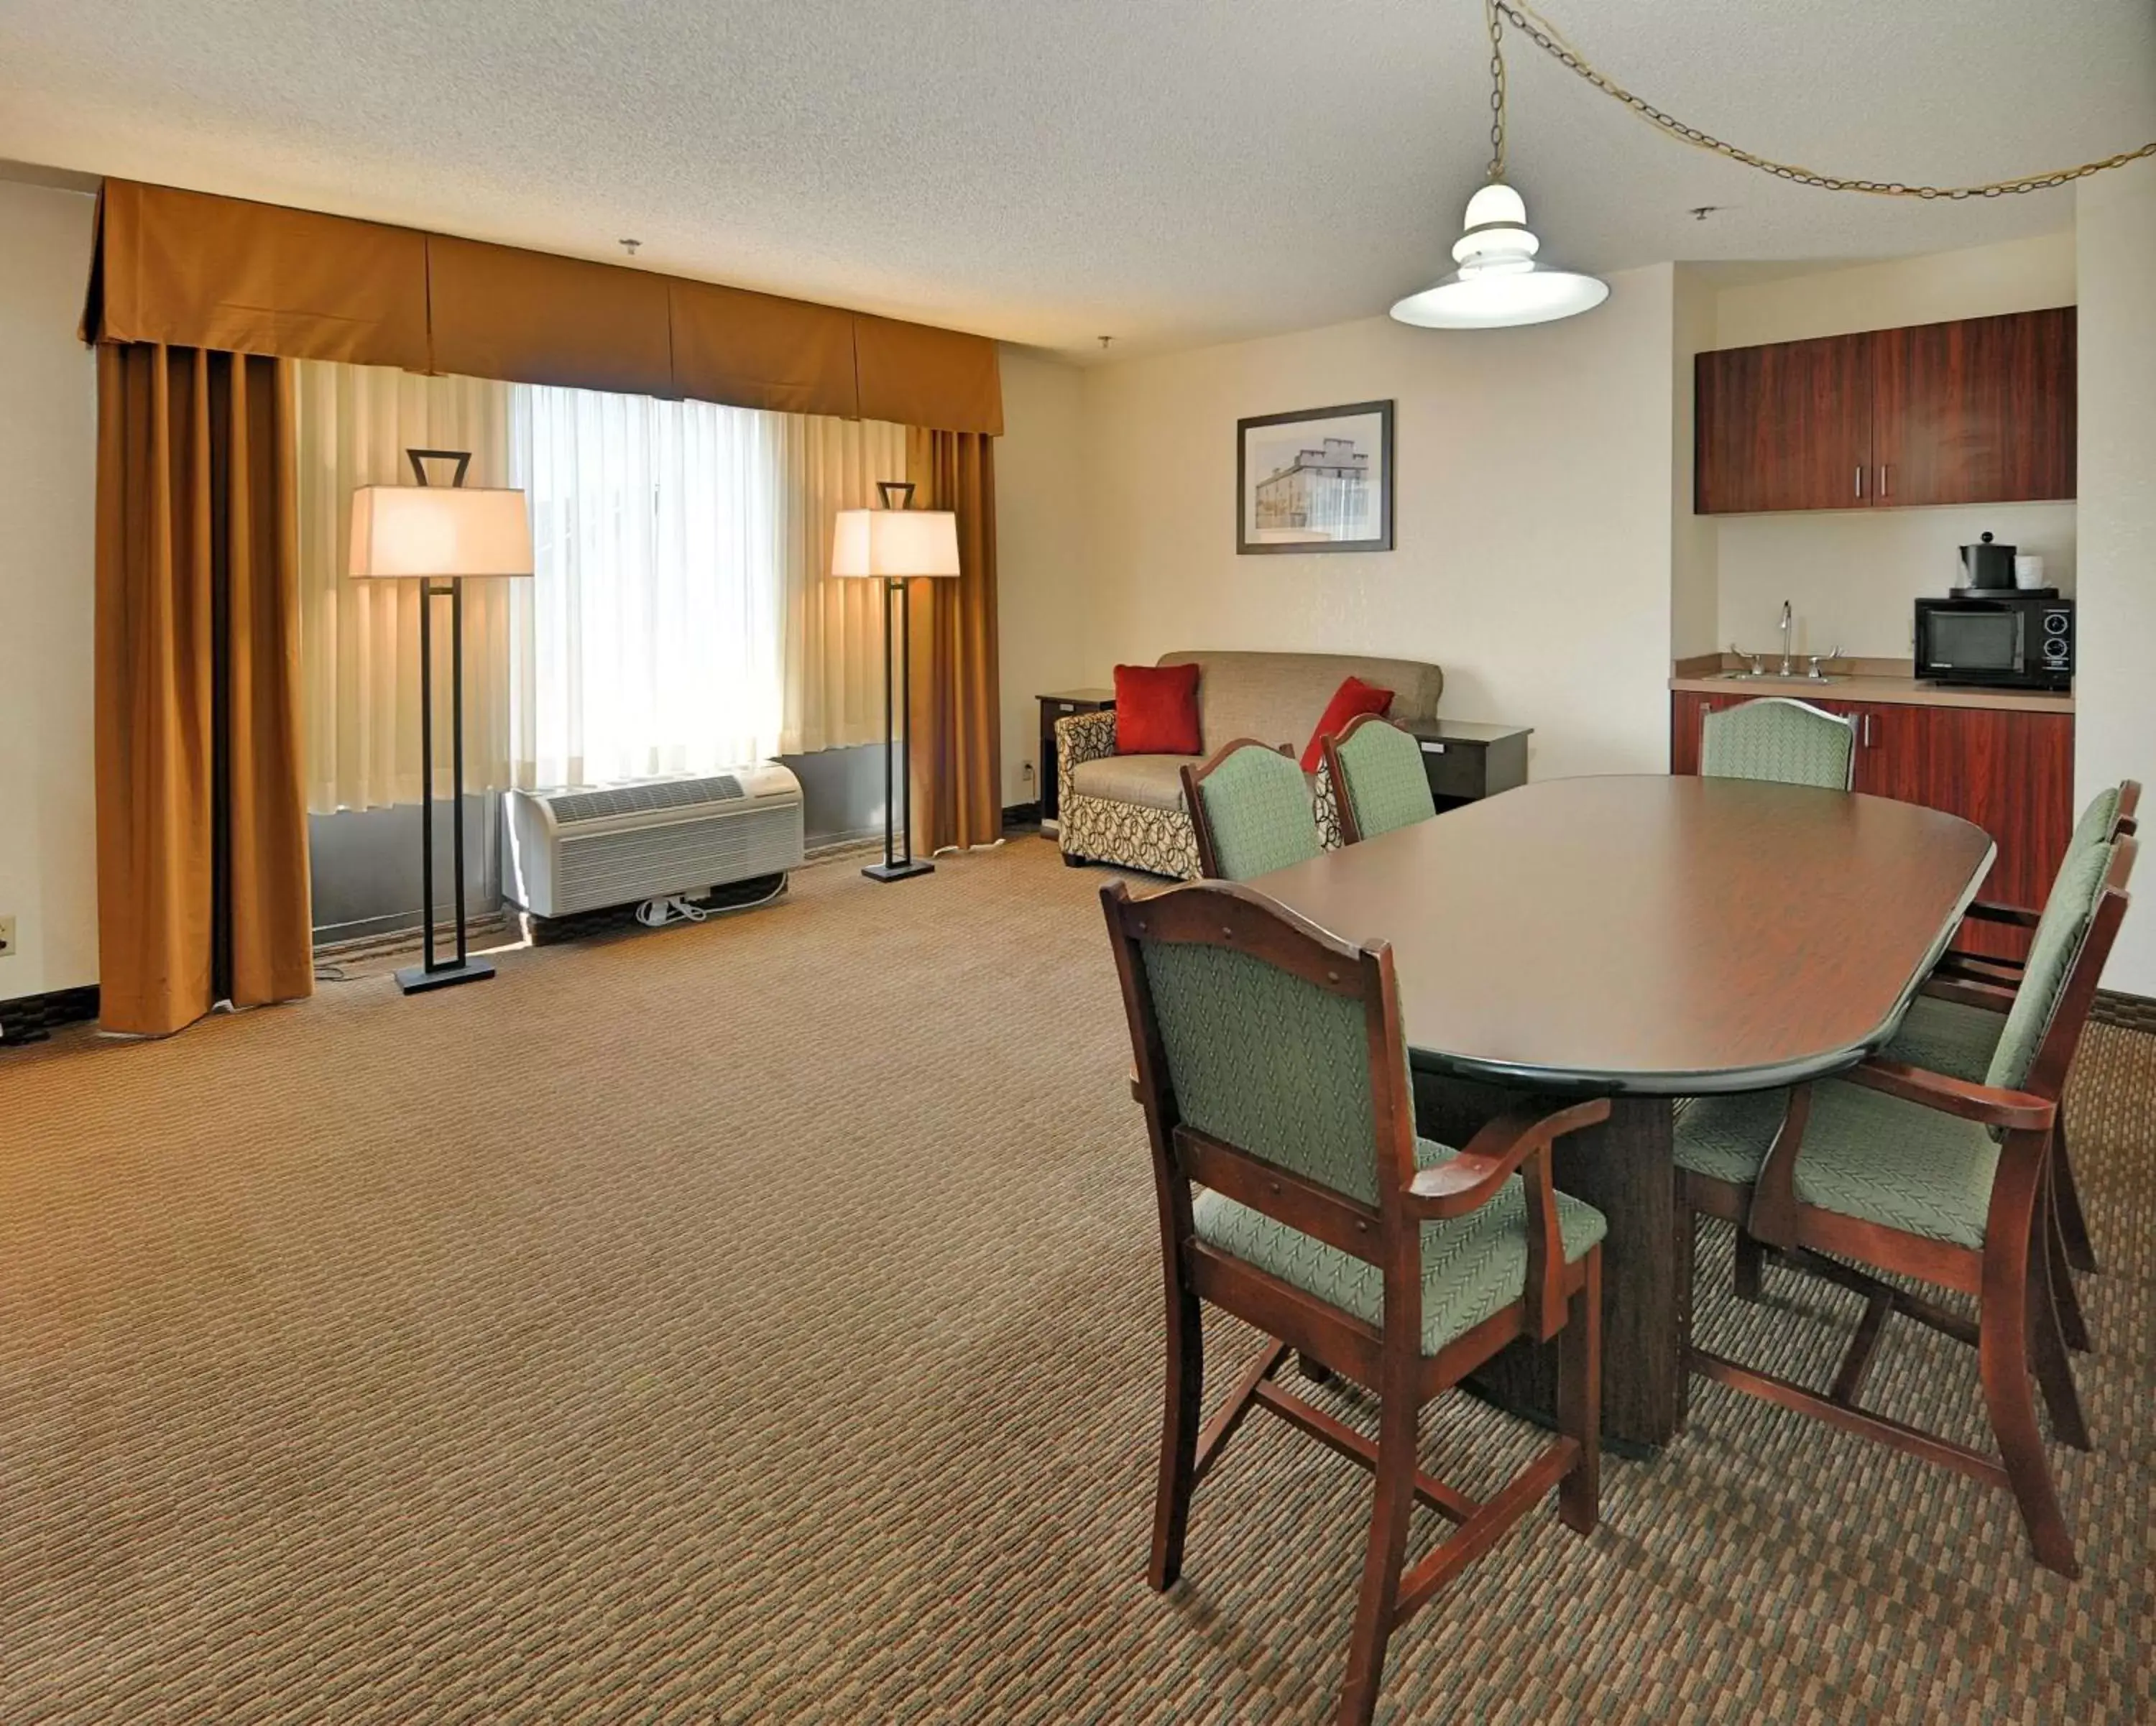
[1245,772,1996,1449]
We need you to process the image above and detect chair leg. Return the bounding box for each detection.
[1148,1283,1203,1590]
[1978,1214,2079,1579]
[2046,1195,2092,1355]
[1334,1388,1419,1726]
[1557,1245,1603,1533]
[1733,1227,1765,1302]
[2030,1203,2091,1452]
[2052,1111,2098,1273]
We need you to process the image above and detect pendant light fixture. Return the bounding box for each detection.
[1391,1,1607,329]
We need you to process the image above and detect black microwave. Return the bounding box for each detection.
[1913,594,2073,691]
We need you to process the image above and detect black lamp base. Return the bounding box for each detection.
[394,956,497,995]
[861,859,936,885]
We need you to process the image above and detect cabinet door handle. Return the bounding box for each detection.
[1878,464,1890,499]
[1056,702,1075,712]
[1855,465,1864,499]
[1863,714,1874,747]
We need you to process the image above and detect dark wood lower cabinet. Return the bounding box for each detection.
[1671,689,2072,961]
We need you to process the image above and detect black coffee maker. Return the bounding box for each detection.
[1954,532,2017,594]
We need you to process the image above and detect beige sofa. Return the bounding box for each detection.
[1055,650,1444,877]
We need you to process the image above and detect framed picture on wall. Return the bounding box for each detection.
[1236,400,1393,555]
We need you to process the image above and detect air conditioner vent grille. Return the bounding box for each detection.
[546,775,745,825]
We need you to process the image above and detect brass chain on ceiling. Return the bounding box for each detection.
[1488,0,2156,199]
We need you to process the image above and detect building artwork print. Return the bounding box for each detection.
[1236,400,1393,554]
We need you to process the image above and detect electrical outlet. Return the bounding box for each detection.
[1021,760,1035,783]
[0,915,15,959]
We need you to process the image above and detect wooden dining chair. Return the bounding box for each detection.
[1322,712,1439,845]
[1100,877,1608,1726]
[1700,696,1857,790]
[1180,737,1325,880]
[1887,779,2140,1294]
[1677,835,2134,1577]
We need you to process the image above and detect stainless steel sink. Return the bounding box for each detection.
[1714,670,1848,684]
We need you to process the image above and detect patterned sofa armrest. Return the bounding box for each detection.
[1056,709,1119,785]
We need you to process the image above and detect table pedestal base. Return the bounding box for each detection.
[1414,1075,1687,1451]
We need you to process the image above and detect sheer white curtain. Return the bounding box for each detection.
[292,363,518,812]
[298,364,907,802]
[775,413,908,757]
[510,389,906,786]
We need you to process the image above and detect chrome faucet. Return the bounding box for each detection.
[1778,600,1794,677]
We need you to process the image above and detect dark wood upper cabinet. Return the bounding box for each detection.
[1871,308,2076,507]
[1695,307,2075,514]
[1696,334,1873,513]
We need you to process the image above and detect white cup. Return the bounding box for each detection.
[2014,555,2045,590]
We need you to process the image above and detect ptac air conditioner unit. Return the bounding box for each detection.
[502,765,805,918]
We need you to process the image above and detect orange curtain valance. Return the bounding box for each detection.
[82,180,1003,434]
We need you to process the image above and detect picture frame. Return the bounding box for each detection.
[1236,400,1393,555]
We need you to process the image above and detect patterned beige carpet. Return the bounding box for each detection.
[2,840,2150,1724]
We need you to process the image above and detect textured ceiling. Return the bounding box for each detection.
[1,0,2150,359]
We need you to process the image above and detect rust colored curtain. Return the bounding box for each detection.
[86,180,1003,433]
[906,430,1002,854]
[95,344,314,1036]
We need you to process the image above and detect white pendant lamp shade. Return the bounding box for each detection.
[1390,181,1608,330]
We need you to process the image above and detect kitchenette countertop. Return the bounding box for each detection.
[1669,658,2073,715]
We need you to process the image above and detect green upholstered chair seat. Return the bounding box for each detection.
[1882,994,2002,1084]
[1675,1081,1999,1250]
[1192,1137,1607,1355]
[1335,721,1437,841]
[1700,698,1855,790]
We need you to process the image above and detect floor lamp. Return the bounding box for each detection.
[349,450,534,992]
[831,481,961,884]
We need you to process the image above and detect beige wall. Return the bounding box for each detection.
[1712,231,2077,349]
[1077,266,1681,780]
[0,180,98,1001]
[1669,264,1719,660]
[1708,232,2079,657]
[991,346,1089,808]
[2075,159,2156,994]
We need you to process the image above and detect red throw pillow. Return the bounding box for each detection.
[1300,676,1395,772]
[1113,662,1203,756]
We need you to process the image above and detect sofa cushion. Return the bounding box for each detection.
[1157,650,1442,756]
[1113,661,1202,755]
[1069,752,1198,811]
[1299,675,1395,771]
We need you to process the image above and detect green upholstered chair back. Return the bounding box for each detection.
[2065,785,2122,859]
[1187,743,1324,881]
[1700,698,1856,790]
[1333,719,1437,842]
[1986,841,2114,1094]
[1137,935,1391,1206]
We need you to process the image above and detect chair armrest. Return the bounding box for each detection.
[1410,1098,1609,1343]
[1056,709,1119,783]
[1936,949,2025,982]
[1963,900,2043,930]
[1919,974,2017,1010]
[1843,1058,2055,1132]
[1406,1099,1611,1220]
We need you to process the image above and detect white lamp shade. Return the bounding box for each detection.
[1390,180,1608,330]
[349,485,534,579]
[831,507,962,578]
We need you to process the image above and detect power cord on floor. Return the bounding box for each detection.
[635,876,791,928]
[635,895,710,928]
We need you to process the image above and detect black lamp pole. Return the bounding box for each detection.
[396,447,495,993]
[862,481,935,885]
